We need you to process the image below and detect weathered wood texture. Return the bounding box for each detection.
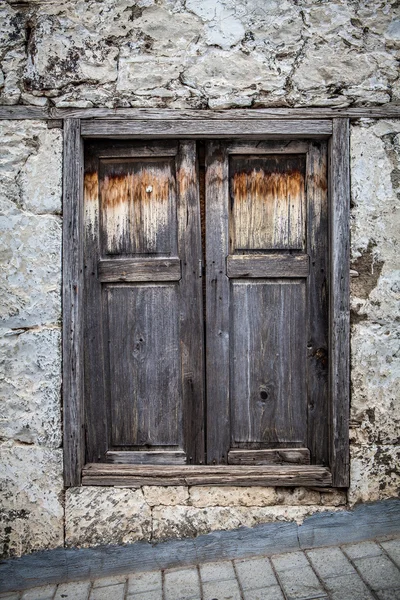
[106,451,186,465]
[84,140,204,465]
[231,280,307,446]
[227,254,309,278]
[306,142,329,467]
[329,119,350,486]
[2,499,399,593]
[228,448,310,465]
[100,157,177,255]
[82,463,332,486]
[63,119,84,487]
[205,142,230,464]
[97,258,181,282]
[230,155,306,250]
[176,141,205,464]
[107,284,181,447]
[81,119,332,139]
[2,105,400,120]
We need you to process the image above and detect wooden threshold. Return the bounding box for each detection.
[82,464,332,487]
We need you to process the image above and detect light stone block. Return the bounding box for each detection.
[93,576,127,588]
[322,574,374,600]
[243,586,284,600]
[65,487,152,547]
[127,570,162,594]
[142,486,189,506]
[189,486,278,507]
[0,328,61,447]
[0,442,63,557]
[89,585,125,600]
[381,539,400,568]
[200,561,235,582]
[202,579,241,600]
[349,555,400,592]
[307,547,355,578]
[21,586,56,600]
[343,541,383,560]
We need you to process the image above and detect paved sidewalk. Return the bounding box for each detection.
[2,537,400,600]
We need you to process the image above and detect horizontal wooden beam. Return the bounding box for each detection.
[227,254,309,278]
[81,120,333,139]
[106,451,187,465]
[97,258,181,282]
[82,463,332,487]
[2,106,400,121]
[228,449,310,465]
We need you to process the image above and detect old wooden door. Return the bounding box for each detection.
[205,140,329,467]
[83,138,328,469]
[83,140,205,465]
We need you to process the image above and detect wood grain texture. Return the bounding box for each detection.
[98,258,181,282]
[231,280,307,446]
[82,463,332,486]
[81,120,333,139]
[2,499,399,593]
[100,158,177,256]
[1,106,400,121]
[107,283,181,447]
[63,119,84,486]
[329,119,350,487]
[83,146,109,464]
[227,254,309,278]
[227,140,310,154]
[205,142,230,464]
[306,142,329,467]
[228,448,310,465]
[230,155,306,251]
[176,141,205,464]
[106,451,186,465]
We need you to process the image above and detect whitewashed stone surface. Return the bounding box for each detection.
[0,0,399,108]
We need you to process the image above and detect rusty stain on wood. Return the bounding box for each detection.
[230,155,306,251]
[100,159,176,255]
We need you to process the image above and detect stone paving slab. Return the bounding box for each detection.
[3,536,400,600]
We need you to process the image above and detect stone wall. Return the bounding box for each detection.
[0,0,399,558]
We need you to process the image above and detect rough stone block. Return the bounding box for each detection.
[0,442,63,558]
[201,579,241,600]
[189,486,278,507]
[271,551,327,599]
[348,555,400,592]
[65,487,152,547]
[200,560,235,582]
[21,586,56,600]
[89,585,125,600]
[381,539,400,568]
[322,573,374,600]
[127,571,162,595]
[0,328,61,447]
[307,547,355,578]
[348,445,400,505]
[243,586,285,600]
[142,486,189,507]
[343,541,383,560]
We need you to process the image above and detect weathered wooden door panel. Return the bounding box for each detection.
[206,141,328,466]
[231,279,307,445]
[107,283,181,448]
[84,140,204,465]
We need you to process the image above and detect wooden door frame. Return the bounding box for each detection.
[63,116,349,488]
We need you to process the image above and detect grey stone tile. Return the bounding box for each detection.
[381,539,400,568]
[92,576,127,588]
[0,594,22,600]
[323,573,374,600]
[271,553,327,600]
[271,551,310,571]
[21,586,57,600]
[127,571,162,595]
[307,547,355,578]
[54,581,91,600]
[202,579,241,600]
[375,590,400,600]
[89,584,125,600]
[351,555,400,592]
[234,557,278,590]
[243,585,285,600]
[200,560,236,582]
[127,592,162,600]
[164,567,200,600]
[343,541,383,560]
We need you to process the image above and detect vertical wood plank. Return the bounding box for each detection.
[63,119,84,486]
[83,144,109,464]
[306,142,329,466]
[206,142,230,464]
[176,141,205,463]
[329,119,350,486]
